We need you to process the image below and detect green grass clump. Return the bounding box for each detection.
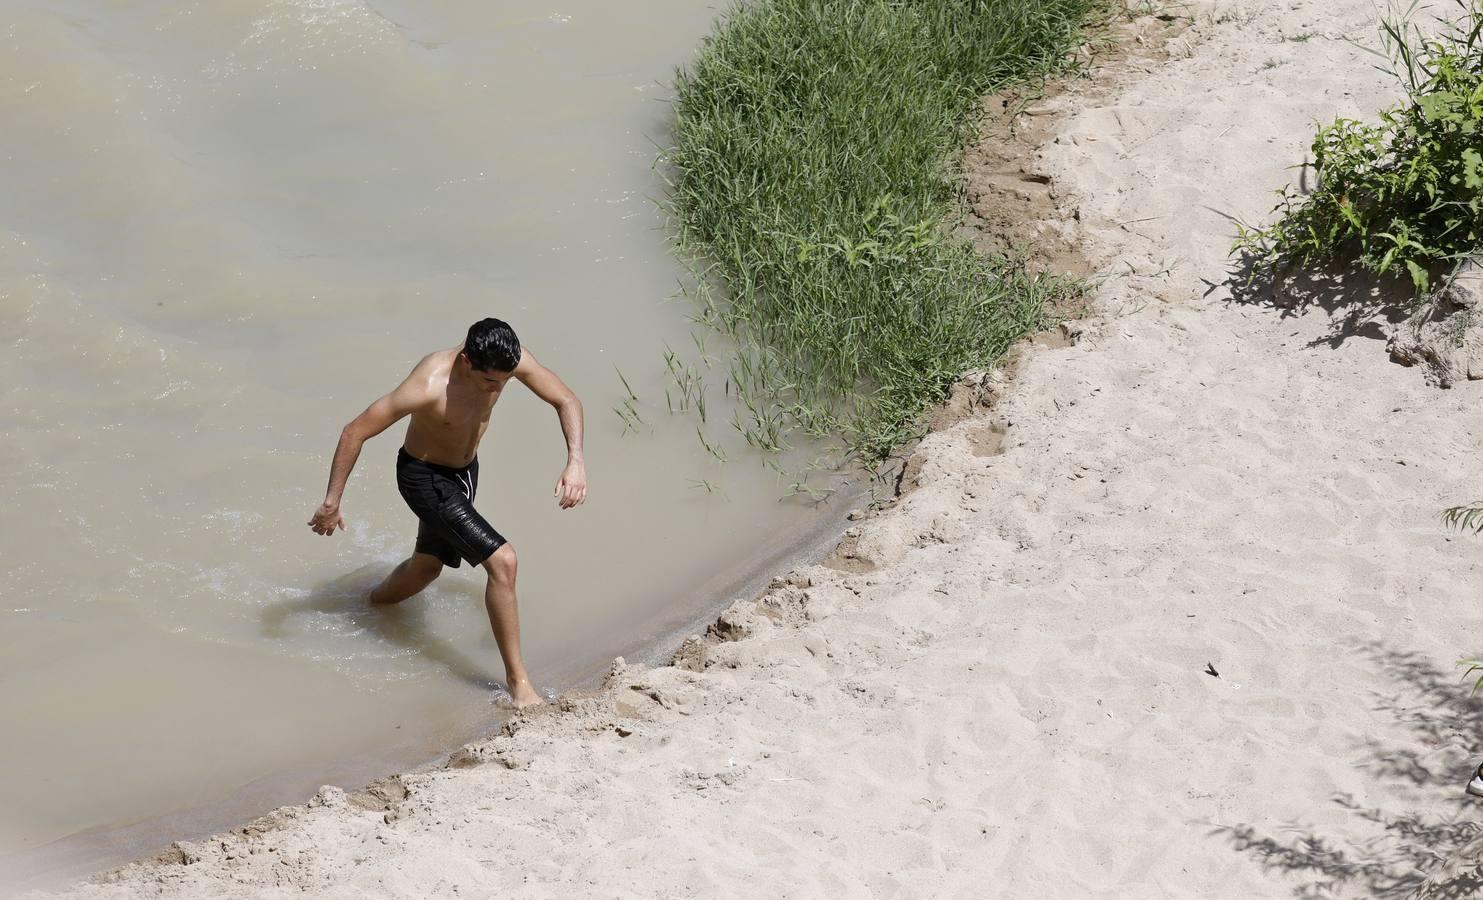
[1235,1,1483,294]
[661,0,1099,467]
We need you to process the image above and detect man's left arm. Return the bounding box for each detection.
[513,349,587,509]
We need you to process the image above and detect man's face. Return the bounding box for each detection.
[471,367,514,393]
[460,352,514,393]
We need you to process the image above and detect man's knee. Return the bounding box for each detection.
[482,543,517,585]
[410,554,445,582]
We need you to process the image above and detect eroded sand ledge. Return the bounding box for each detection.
[38,1,1483,896]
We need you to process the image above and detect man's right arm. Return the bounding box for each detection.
[307,361,431,537]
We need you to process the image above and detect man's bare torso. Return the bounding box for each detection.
[401,347,503,468]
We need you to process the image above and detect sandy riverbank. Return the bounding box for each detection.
[33,0,1483,896]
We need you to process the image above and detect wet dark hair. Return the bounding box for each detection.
[464,318,522,372]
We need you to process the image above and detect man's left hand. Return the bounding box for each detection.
[556,461,587,509]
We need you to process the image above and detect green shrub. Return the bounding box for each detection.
[658,0,1100,469]
[1234,2,1483,294]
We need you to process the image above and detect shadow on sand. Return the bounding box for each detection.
[1214,644,1483,898]
[1207,244,1418,351]
[259,564,503,692]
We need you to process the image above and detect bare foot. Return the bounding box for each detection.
[503,677,544,709]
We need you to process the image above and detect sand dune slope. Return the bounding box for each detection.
[38,0,1483,897]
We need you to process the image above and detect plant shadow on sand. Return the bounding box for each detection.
[1211,240,1418,351]
[258,565,503,692]
[1214,644,1483,898]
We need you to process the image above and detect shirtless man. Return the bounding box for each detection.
[307,318,585,708]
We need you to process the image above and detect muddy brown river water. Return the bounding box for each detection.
[0,0,852,888]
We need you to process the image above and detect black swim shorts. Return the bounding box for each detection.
[395,447,507,568]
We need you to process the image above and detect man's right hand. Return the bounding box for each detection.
[308,501,346,536]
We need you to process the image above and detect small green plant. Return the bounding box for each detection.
[1443,501,1483,533]
[783,477,837,503]
[696,427,728,462]
[1461,657,1483,693]
[1233,1,1483,294]
[612,366,646,434]
[688,478,725,496]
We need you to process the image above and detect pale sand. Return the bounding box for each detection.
[34,0,1483,896]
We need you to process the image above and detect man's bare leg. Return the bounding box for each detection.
[369,553,444,605]
[480,543,542,708]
